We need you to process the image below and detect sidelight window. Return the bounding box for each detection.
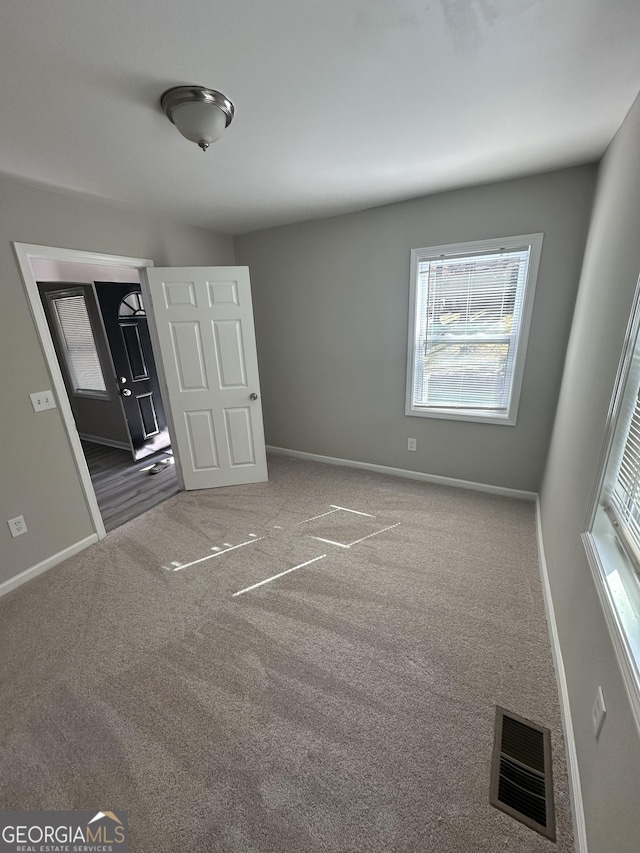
[48,289,108,397]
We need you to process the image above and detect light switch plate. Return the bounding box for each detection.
[592,685,606,739]
[30,390,56,412]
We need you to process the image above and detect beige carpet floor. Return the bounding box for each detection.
[0,454,573,852]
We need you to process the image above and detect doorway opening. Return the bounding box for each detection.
[37,274,178,531]
[17,245,269,544]
[15,244,179,538]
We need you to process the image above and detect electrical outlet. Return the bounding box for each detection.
[592,685,606,739]
[7,515,27,537]
[30,390,56,412]
[407,438,417,451]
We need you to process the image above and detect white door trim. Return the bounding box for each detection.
[13,242,155,540]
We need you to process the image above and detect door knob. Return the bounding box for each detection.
[122,388,132,397]
[119,376,128,384]
[250,392,258,401]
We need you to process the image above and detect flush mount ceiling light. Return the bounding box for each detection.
[161,85,235,151]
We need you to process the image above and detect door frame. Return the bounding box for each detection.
[14,242,164,540]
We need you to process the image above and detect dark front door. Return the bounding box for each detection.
[95,282,170,461]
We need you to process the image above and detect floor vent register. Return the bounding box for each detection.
[490,706,556,842]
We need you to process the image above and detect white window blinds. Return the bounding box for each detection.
[407,235,542,423]
[51,293,107,394]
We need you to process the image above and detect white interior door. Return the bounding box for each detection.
[143,266,268,490]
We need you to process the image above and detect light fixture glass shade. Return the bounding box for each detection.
[161,86,235,151]
[171,101,228,147]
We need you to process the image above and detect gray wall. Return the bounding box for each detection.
[540,95,640,852]
[235,166,596,492]
[0,177,234,585]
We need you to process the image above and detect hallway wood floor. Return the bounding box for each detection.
[82,440,179,532]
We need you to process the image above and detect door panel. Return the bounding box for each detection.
[213,320,247,387]
[95,282,170,460]
[225,407,256,466]
[208,280,238,305]
[145,266,268,490]
[137,393,159,437]
[185,411,220,470]
[121,324,149,379]
[170,322,208,389]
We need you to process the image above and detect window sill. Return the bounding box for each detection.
[405,405,516,426]
[74,390,111,401]
[582,508,640,735]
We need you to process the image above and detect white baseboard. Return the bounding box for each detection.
[535,497,588,853]
[0,534,98,599]
[266,445,537,501]
[79,433,131,451]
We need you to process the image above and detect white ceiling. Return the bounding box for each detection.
[2,0,640,235]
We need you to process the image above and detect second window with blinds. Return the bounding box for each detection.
[405,234,543,424]
[583,270,640,721]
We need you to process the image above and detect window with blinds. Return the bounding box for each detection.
[584,275,640,720]
[49,290,108,397]
[406,234,543,424]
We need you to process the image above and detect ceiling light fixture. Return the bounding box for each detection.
[161,85,235,151]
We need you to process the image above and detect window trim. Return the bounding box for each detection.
[405,233,543,425]
[583,270,640,736]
